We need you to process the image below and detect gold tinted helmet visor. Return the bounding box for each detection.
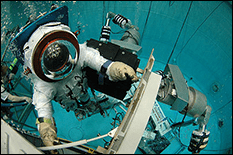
[32,30,79,82]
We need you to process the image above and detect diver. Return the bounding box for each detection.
[1,65,32,104]
[1,65,32,117]
[21,4,139,153]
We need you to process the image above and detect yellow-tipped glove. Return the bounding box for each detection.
[39,122,57,147]
[107,61,139,82]
[37,117,59,154]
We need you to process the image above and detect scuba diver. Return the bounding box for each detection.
[1,65,32,118]
[20,4,139,153]
[1,65,32,104]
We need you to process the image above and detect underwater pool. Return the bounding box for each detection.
[1,1,232,154]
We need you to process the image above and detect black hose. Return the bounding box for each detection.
[1,102,27,107]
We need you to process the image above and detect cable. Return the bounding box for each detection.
[178,110,187,140]
[102,1,106,26]
[169,1,175,7]
[140,1,153,42]
[176,1,224,60]
[165,1,193,67]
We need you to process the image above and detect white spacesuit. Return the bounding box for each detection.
[23,21,138,150]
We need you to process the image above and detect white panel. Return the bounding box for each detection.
[1,119,43,154]
[116,72,161,154]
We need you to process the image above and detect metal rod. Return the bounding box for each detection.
[18,81,32,95]
[9,118,37,130]
[18,104,34,124]
[118,105,127,113]
[33,109,37,118]
[11,76,32,95]
[13,106,19,120]
[11,90,31,98]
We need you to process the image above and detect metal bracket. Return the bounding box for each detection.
[164,64,189,111]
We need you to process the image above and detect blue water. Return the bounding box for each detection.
[1,1,232,154]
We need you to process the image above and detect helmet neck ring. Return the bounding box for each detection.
[32,30,79,82]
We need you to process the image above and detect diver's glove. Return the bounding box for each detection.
[36,117,59,154]
[24,97,32,104]
[188,129,210,154]
[107,61,139,82]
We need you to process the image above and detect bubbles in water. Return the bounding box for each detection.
[1,31,6,42]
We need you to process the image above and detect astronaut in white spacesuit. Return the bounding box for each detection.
[22,19,139,150]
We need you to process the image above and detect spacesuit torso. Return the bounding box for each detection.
[23,22,108,118]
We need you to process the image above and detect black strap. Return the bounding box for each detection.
[98,60,113,85]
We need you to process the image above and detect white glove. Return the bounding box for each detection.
[107,61,139,82]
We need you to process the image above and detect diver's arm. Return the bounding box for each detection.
[7,94,32,103]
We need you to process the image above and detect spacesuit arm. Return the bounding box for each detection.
[80,43,138,82]
[33,81,57,152]
[80,43,109,72]
[33,88,54,118]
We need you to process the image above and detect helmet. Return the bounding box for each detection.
[43,42,69,72]
[32,30,79,82]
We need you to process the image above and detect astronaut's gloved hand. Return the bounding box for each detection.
[108,61,139,82]
[188,129,210,154]
[37,117,58,154]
